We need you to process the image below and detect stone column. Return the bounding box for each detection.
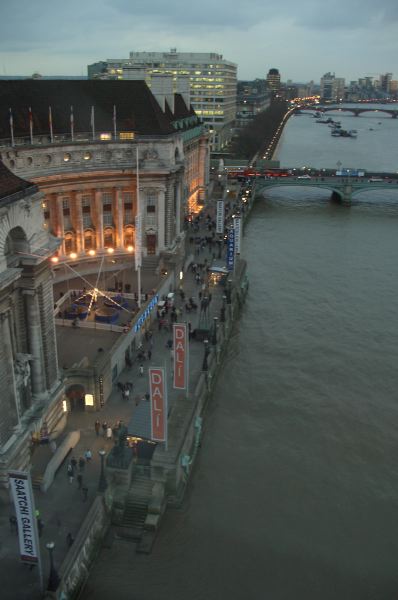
[115,188,124,249]
[23,290,46,398]
[74,191,84,254]
[175,181,182,235]
[157,187,166,251]
[0,311,20,433]
[95,189,104,251]
[55,194,65,256]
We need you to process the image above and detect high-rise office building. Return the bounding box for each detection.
[88,49,237,151]
[320,73,345,101]
[266,68,281,93]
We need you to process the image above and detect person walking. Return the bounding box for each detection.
[82,486,89,502]
[78,456,85,472]
[67,463,74,484]
[84,449,92,462]
[139,364,144,377]
[106,426,113,440]
[94,420,100,436]
[102,421,107,437]
[77,473,83,490]
[70,456,77,471]
[66,532,74,547]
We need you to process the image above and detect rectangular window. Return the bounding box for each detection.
[102,192,113,204]
[83,214,92,228]
[81,195,91,207]
[62,198,69,209]
[103,213,114,226]
[124,210,133,224]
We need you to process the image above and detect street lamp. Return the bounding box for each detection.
[211,317,218,346]
[202,339,210,371]
[46,541,60,592]
[98,449,107,493]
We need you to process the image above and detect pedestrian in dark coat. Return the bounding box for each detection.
[94,420,100,436]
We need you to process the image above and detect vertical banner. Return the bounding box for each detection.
[173,323,188,390]
[233,216,241,255]
[149,367,167,442]
[216,200,225,234]
[8,471,40,564]
[226,227,235,271]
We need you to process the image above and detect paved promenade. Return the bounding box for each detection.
[0,181,243,600]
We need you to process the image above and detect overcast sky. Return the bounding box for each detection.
[0,0,397,82]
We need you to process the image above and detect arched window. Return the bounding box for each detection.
[124,226,134,246]
[64,232,75,254]
[84,229,95,250]
[104,227,114,248]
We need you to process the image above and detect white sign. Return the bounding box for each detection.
[9,471,39,564]
[135,214,142,269]
[234,217,242,255]
[216,201,225,234]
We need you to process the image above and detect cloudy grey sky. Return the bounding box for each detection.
[0,0,397,82]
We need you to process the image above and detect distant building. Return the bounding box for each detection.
[320,72,345,102]
[379,73,393,94]
[88,49,237,151]
[266,68,281,93]
[236,79,270,128]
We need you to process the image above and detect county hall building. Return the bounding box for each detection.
[0,77,209,486]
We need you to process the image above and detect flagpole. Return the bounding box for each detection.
[9,108,14,147]
[136,145,141,308]
[49,106,53,143]
[113,104,117,140]
[70,105,74,141]
[91,105,95,140]
[28,106,33,145]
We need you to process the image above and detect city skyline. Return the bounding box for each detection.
[0,0,397,82]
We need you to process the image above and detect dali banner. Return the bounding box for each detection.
[173,323,188,390]
[149,367,167,443]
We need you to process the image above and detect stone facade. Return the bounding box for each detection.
[0,177,64,488]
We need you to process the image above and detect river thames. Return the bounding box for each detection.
[83,107,398,599]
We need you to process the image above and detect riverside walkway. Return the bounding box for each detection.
[0,180,244,600]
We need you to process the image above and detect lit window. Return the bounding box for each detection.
[84,151,92,160]
[119,132,135,140]
[64,153,71,162]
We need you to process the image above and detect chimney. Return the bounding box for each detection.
[176,76,191,110]
[151,74,174,113]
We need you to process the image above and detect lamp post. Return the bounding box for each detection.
[46,541,60,592]
[98,449,107,493]
[202,339,210,371]
[220,294,226,323]
[211,317,218,346]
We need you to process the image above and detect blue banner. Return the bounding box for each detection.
[226,228,235,271]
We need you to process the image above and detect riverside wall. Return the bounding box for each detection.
[49,182,254,600]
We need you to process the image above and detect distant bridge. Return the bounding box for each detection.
[254,176,398,202]
[302,105,398,118]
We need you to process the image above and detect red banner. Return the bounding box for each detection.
[149,368,167,442]
[173,323,187,390]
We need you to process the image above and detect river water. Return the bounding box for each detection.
[84,108,398,599]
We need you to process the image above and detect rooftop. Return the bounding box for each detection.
[0,80,196,139]
[0,160,36,200]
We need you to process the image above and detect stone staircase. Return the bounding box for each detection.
[117,474,154,541]
[141,255,159,271]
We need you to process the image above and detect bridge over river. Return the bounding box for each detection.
[301,105,398,118]
[255,175,398,202]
